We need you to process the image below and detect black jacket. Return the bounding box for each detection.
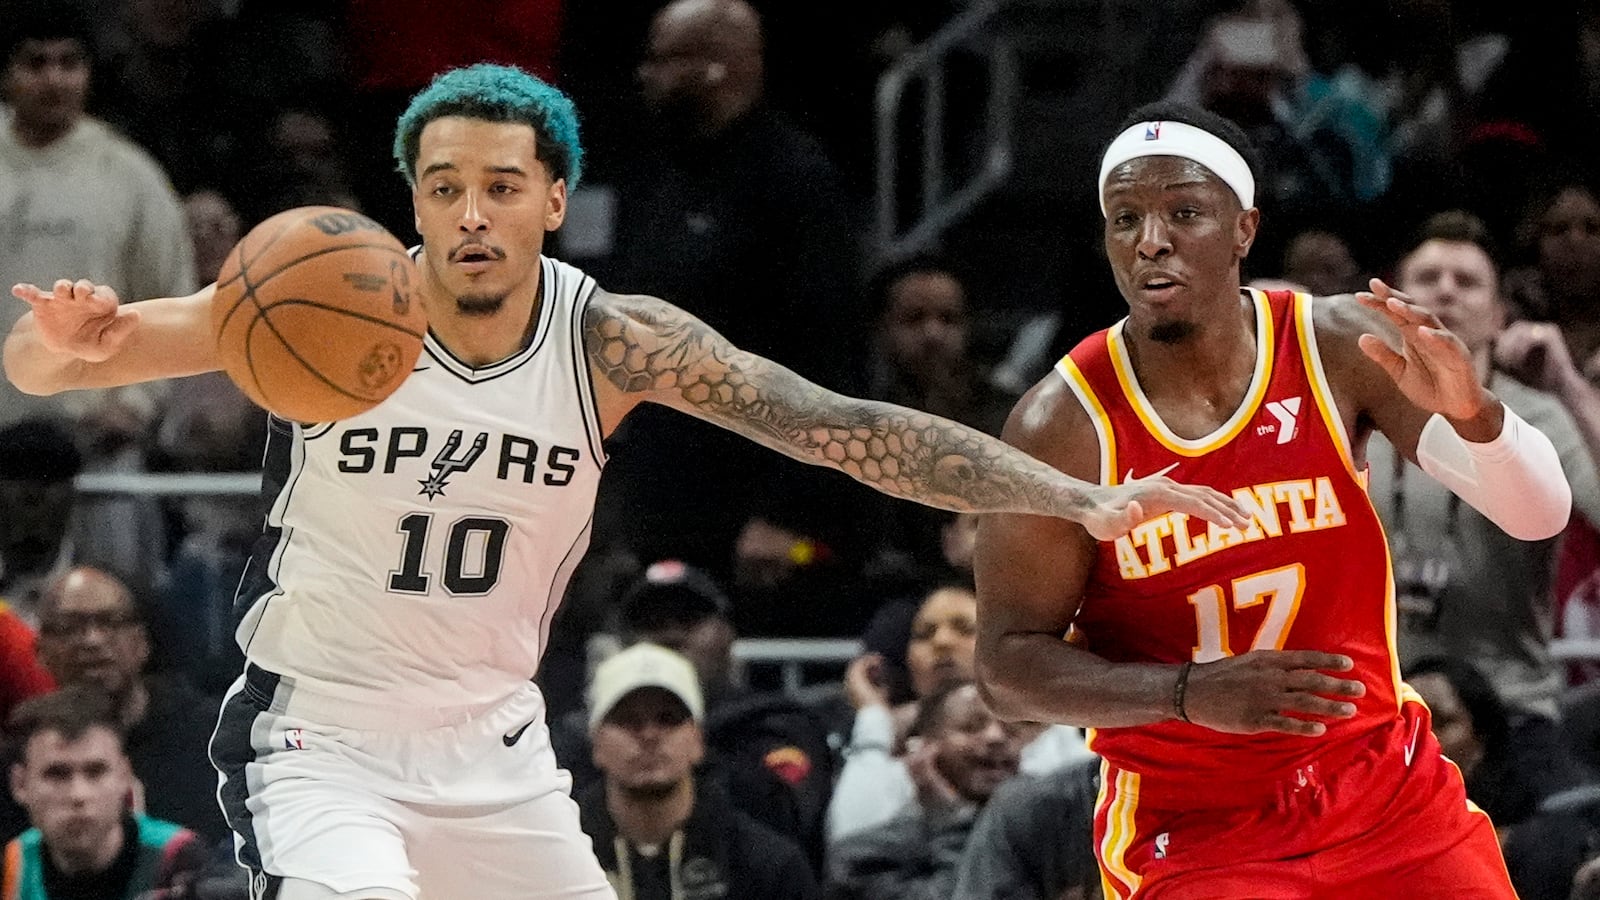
[578,778,821,900]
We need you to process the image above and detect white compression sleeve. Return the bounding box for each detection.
[1415,404,1572,541]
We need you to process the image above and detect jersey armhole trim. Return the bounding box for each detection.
[1056,355,1117,485]
[1293,293,1359,480]
[572,278,608,466]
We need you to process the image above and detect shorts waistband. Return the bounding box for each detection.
[1112,722,1398,810]
[243,663,520,732]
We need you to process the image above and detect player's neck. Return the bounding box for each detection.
[607,776,695,847]
[425,286,543,368]
[10,114,76,149]
[1125,290,1258,402]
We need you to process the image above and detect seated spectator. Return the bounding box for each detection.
[1366,211,1600,715]
[952,758,1102,900]
[0,421,83,627]
[825,681,1026,900]
[31,567,227,843]
[1407,656,1586,832]
[552,561,835,865]
[1279,228,1363,296]
[577,642,820,900]
[3,686,206,898]
[828,583,1089,845]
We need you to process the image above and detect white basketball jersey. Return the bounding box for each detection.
[234,255,606,717]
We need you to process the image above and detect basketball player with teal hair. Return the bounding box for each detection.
[5,62,1248,899]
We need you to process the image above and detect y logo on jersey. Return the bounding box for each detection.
[418,430,488,499]
[1262,396,1302,445]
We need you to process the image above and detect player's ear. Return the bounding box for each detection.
[1236,207,1261,260]
[545,179,568,232]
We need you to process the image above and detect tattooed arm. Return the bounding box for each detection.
[584,291,1247,539]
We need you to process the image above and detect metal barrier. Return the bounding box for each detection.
[67,471,1600,672]
[874,0,1019,262]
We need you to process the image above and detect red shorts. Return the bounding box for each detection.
[1093,702,1517,899]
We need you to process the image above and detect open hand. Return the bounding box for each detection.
[11,279,140,362]
[1355,278,1493,421]
[1181,649,1364,736]
[1080,469,1252,542]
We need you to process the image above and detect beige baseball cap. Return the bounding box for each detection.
[588,643,705,730]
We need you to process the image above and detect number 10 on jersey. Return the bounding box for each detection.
[1187,563,1306,662]
[388,513,511,596]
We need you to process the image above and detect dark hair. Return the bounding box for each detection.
[1113,101,1262,186]
[0,418,83,483]
[1512,170,1600,264]
[8,686,124,751]
[1,0,94,68]
[1405,656,1510,754]
[1402,210,1502,274]
[909,678,977,739]
[865,252,970,322]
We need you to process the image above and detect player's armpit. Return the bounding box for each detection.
[582,289,1112,519]
[4,282,220,394]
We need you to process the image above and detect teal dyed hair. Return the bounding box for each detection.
[393,63,583,190]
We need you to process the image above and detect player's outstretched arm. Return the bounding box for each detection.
[584,291,1249,537]
[1321,280,1570,540]
[5,279,220,395]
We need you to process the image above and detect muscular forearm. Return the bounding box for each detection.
[979,635,1180,728]
[3,291,220,394]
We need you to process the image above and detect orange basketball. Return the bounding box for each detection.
[211,206,427,423]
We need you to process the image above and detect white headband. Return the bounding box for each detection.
[1097,120,1255,215]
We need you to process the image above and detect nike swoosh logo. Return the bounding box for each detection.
[1403,717,1422,766]
[1122,462,1179,483]
[503,720,535,747]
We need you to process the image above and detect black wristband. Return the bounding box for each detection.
[1173,660,1195,723]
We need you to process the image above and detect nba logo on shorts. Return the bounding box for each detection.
[1154,831,1170,859]
[1145,122,1163,141]
[284,728,306,751]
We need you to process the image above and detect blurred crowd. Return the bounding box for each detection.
[5,0,1600,898]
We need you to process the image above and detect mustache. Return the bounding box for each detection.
[449,241,507,261]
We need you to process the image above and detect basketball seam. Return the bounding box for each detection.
[263,299,426,339]
[244,302,384,411]
[215,243,414,339]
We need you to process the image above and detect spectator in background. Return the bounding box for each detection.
[1503,177,1600,680]
[0,0,196,426]
[60,386,168,599]
[0,420,83,626]
[825,681,1026,900]
[590,0,866,589]
[1366,211,1600,716]
[952,757,1102,900]
[1406,656,1587,834]
[3,686,207,899]
[828,584,1090,845]
[31,567,227,843]
[1280,228,1363,297]
[92,0,233,192]
[552,561,836,866]
[577,642,820,900]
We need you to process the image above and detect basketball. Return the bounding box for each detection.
[210,206,427,423]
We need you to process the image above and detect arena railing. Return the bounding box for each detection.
[75,473,1600,684]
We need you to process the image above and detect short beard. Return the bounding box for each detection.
[1148,320,1197,344]
[455,293,508,318]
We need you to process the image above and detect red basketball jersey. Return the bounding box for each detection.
[1060,289,1408,800]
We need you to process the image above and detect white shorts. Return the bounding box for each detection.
[211,664,616,900]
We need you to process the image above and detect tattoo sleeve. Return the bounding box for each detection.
[584,292,1096,518]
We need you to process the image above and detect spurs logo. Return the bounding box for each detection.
[418,430,488,500]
